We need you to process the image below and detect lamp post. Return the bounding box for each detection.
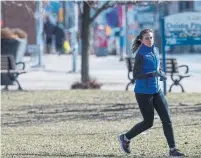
[159,2,167,95]
[62,1,66,28]
[35,1,44,67]
[65,2,78,72]
[72,2,78,72]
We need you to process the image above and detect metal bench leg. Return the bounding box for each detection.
[168,83,175,92]
[178,83,185,92]
[9,73,23,91]
[169,83,185,92]
[3,85,9,91]
[125,82,132,91]
[15,79,23,91]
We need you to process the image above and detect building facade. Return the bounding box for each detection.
[1,1,36,44]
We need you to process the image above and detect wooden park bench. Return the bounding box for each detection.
[125,57,190,92]
[1,55,26,90]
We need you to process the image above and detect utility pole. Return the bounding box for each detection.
[125,4,130,57]
[119,5,125,61]
[62,1,66,28]
[65,2,78,73]
[71,2,78,72]
[159,2,167,95]
[35,1,44,68]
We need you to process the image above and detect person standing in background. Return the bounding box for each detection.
[43,16,55,54]
[54,22,65,55]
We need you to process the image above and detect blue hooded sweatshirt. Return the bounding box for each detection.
[133,43,163,94]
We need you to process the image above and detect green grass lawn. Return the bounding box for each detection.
[1,90,201,158]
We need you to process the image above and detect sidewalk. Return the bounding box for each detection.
[9,54,201,92]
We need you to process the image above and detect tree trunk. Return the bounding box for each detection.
[81,2,90,83]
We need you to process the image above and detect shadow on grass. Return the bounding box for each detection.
[4,153,163,158]
[2,102,201,127]
[194,106,201,112]
[2,103,140,127]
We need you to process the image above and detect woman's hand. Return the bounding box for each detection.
[158,70,167,81]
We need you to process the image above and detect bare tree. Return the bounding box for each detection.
[80,1,115,83]
[80,0,161,84]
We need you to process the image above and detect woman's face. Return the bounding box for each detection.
[141,32,154,47]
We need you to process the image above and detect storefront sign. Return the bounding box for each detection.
[164,12,201,46]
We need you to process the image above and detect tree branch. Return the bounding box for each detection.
[77,2,83,15]
[90,1,113,24]
[85,1,98,9]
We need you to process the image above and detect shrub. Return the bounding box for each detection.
[71,79,102,89]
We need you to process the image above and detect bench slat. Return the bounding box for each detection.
[160,58,178,73]
[1,56,10,70]
[1,70,26,73]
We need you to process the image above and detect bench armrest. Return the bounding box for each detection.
[128,71,133,81]
[178,65,189,74]
[16,62,25,70]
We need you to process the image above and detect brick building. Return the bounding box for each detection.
[1,1,36,44]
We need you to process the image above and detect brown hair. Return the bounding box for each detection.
[132,29,153,53]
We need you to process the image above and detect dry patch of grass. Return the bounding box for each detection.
[2,90,201,107]
[1,90,201,157]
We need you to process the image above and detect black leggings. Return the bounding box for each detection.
[125,90,175,148]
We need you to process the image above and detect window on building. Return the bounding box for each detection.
[179,1,193,11]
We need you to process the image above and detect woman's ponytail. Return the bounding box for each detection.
[132,35,141,53]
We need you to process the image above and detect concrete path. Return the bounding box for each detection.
[3,54,201,92]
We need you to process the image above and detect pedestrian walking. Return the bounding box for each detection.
[54,22,65,55]
[43,16,54,54]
